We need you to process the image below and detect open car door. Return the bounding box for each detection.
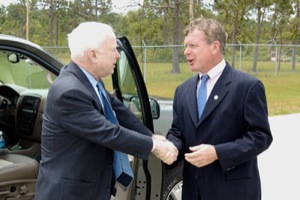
[110,36,163,200]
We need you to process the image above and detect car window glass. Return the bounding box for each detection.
[0,50,54,89]
[116,50,143,120]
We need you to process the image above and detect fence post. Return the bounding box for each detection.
[238,40,241,70]
[274,40,277,76]
[142,40,146,83]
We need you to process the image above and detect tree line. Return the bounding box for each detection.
[0,0,299,72]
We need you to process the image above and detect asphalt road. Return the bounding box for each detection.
[259,113,300,200]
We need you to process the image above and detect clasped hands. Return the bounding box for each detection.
[151,135,218,167]
[151,135,178,165]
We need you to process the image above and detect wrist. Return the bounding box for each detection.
[151,138,156,152]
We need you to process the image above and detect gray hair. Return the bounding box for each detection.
[184,17,227,55]
[67,22,115,59]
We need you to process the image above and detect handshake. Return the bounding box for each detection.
[151,135,178,165]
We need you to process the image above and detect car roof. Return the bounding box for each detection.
[0,34,64,75]
[0,34,44,51]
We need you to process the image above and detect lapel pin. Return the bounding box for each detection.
[214,95,218,100]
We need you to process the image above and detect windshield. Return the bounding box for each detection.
[0,50,55,89]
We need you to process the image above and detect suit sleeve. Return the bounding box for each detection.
[58,87,153,160]
[166,87,185,157]
[215,79,273,172]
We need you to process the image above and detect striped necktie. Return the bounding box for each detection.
[96,82,134,188]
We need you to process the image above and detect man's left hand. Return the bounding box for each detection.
[184,144,218,168]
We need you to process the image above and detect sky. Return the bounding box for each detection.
[0,0,144,13]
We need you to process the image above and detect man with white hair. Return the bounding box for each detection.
[34,22,177,200]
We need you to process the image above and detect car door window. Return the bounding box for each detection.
[116,49,142,120]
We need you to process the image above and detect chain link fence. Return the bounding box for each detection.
[43,43,300,76]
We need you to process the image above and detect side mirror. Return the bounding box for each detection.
[128,96,160,120]
[149,98,160,119]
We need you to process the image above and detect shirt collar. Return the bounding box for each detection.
[199,59,226,80]
[78,65,98,87]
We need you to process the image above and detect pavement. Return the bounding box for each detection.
[259,113,300,200]
[155,103,300,199]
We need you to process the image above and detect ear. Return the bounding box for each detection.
[87,49,98,62]
[211,41,220,55]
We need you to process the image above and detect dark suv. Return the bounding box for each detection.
[0,35,182,200]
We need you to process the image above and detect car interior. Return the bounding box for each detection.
[0,50,50,199]
[0,45,161,199]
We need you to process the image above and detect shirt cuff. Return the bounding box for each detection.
[151,138,156,152]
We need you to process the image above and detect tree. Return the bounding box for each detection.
[292,0,300,71]
[214,0,253,68]
[171,0,180,73]
[5,3,27,37]
[269,0,293,71]
[1,0,299,73]
[142,0,190,73]
[251,0,273,72]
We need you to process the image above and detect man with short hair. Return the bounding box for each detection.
[167,17,273,200]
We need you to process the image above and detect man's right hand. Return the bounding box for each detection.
[151,135,178,165]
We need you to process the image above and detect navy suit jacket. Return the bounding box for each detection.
[35,61,153,200]
[167,63,273,200]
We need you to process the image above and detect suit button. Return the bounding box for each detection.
[106,187,110,192]
[195,176,198,180]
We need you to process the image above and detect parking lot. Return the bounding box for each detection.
[259,113,300,200]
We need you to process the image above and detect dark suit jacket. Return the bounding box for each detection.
[35,61,153,200]
[167,63,273,200]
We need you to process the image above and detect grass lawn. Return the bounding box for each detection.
[143,61,300,116]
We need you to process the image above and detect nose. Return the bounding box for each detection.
[115,50,120,59]
[184,47,190,56]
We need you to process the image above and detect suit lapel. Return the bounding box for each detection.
[66,61,104,112]
[198,64,232,124]
[187,76,199,127]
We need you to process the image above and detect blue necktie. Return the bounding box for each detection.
[197,74,209,120]
[96,82,134,188]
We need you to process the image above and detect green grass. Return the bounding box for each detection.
[142,61,300,116]
[257,73,300,116]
